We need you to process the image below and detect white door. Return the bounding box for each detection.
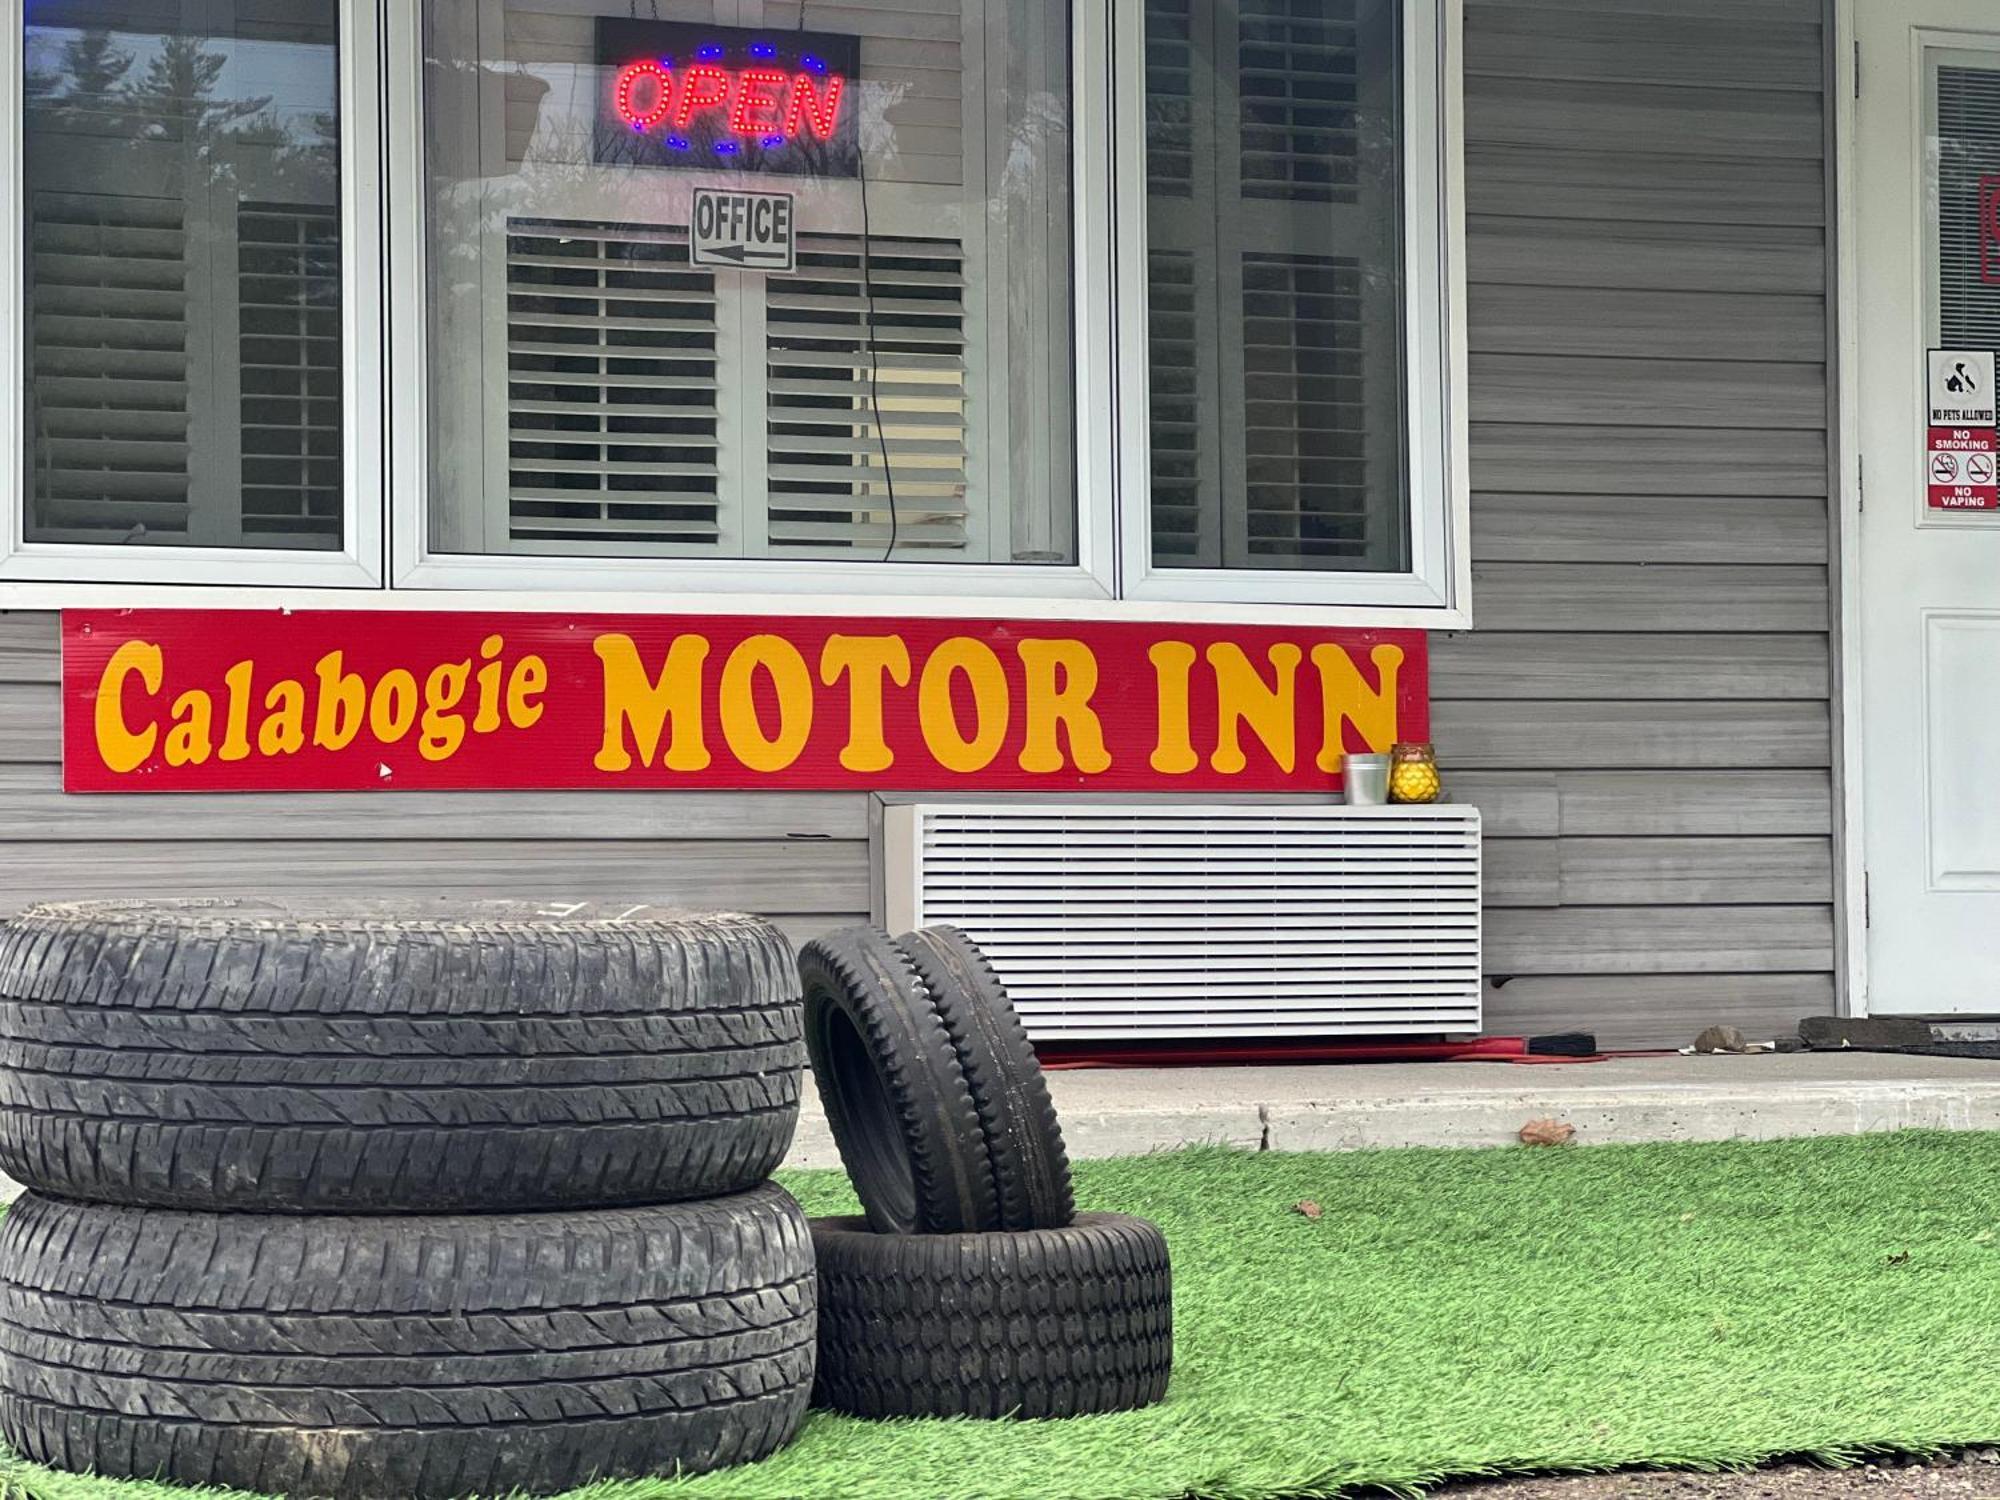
[1856,0,2000,1012]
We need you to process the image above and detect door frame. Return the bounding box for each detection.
[1832,0,2000,1015]
[1833,0,1867,1015]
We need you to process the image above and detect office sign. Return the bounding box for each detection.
[691,188,795,271]
[62,611,1428,795]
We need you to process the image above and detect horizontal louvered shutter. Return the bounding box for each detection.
[237,201,341,547]
[764,233,971,554]
[1240,251,1368,563]
[1145,0,1196,199]
[1236,0,1359,203]
[26,191,192,544]
[1146,249,1206,562]
[1145,0,1384,570]
[887,803,1483,1040]
[1938,63,2000,350]
[504,218,723,550]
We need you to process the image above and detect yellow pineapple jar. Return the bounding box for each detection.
[1388,741,1441,804]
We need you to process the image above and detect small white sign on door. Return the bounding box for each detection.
[1928,348,1997,425]
[690,188,796,273]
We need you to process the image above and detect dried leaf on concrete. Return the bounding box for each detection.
[1518,1118,1576,1147]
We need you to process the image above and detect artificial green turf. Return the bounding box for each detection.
[5,1132,2000,1500]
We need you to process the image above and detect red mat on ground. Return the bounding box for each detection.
[1034,1036,1672,1069]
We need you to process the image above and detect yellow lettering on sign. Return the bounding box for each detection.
[593,633,711,772]
[508,656,548,729]
[258,679,306,757]
[720,635,813,773]
[1147,641,1198,775]
[1016,639,1111,774]
[919,637,1009,774]
[473,635,506,734]
[369,670,419,744]
[218,660,255,763]
[1209,642,1301,775]
[164,689,213,767]
[1311,642,1405,770]
[820,635,910,773]
[313,651,366,751]
[420,661,471,762]
[93,640,162,774]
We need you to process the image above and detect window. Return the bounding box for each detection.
[420,0,1075,570]
[3,0,380,583]
[1929,50,2000,352]
[1145,0,1404,574]
[4,0,1463,617]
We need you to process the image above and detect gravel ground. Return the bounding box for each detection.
[1437,1455,2000,1498]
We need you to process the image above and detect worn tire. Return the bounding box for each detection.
[810,1213,1172,1419]
[799,925,995,1234]
[0,901,803,1213]
[896,926,1074,1230]
[0,1187,816,1499]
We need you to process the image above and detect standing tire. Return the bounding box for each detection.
[0,901,804,1213]
[810,1213,1173,1419]
[895,926,1074,1230]
[798,926,996,1234]
[0,1187,816,1500]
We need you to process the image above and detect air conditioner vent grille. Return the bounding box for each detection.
[885,803,1482,1040]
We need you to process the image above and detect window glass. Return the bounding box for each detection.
[422,0,1076,566]
[23,1,343,550]
[1932,56,2000,349]
[1144,0,1406,572]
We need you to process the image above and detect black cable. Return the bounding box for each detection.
[794,0,898,560]
[858,158,898,562]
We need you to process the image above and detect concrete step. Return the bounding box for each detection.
[784,1052,2000,1168]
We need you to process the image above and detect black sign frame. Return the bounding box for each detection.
[593,18,862,178]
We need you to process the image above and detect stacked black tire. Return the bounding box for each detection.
[0,901,817,1499]
[800,925,1174,1420]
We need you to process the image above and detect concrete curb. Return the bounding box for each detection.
[781,1055,2000,1169]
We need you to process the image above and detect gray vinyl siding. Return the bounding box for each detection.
[1456,0,1835,1043]
[0,0,1837,1049]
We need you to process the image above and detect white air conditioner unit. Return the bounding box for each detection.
[881,802,1483,1041]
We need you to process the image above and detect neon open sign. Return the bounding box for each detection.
[594,19,860,177]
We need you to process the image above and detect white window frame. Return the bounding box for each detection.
[0,0,386,587]
[381,0,1121,604]
[0,0,1468,628]
[1112,0,1467,613]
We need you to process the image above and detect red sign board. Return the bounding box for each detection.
[61,611,1428,795]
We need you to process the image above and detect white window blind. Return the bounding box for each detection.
[504,220,722,551]
[27,190,193,544]
[765,233,970,554]
[1240,249,1368,563]
[1938,63,2000,351]
[496,217,970,558]
[237,201,342,545]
